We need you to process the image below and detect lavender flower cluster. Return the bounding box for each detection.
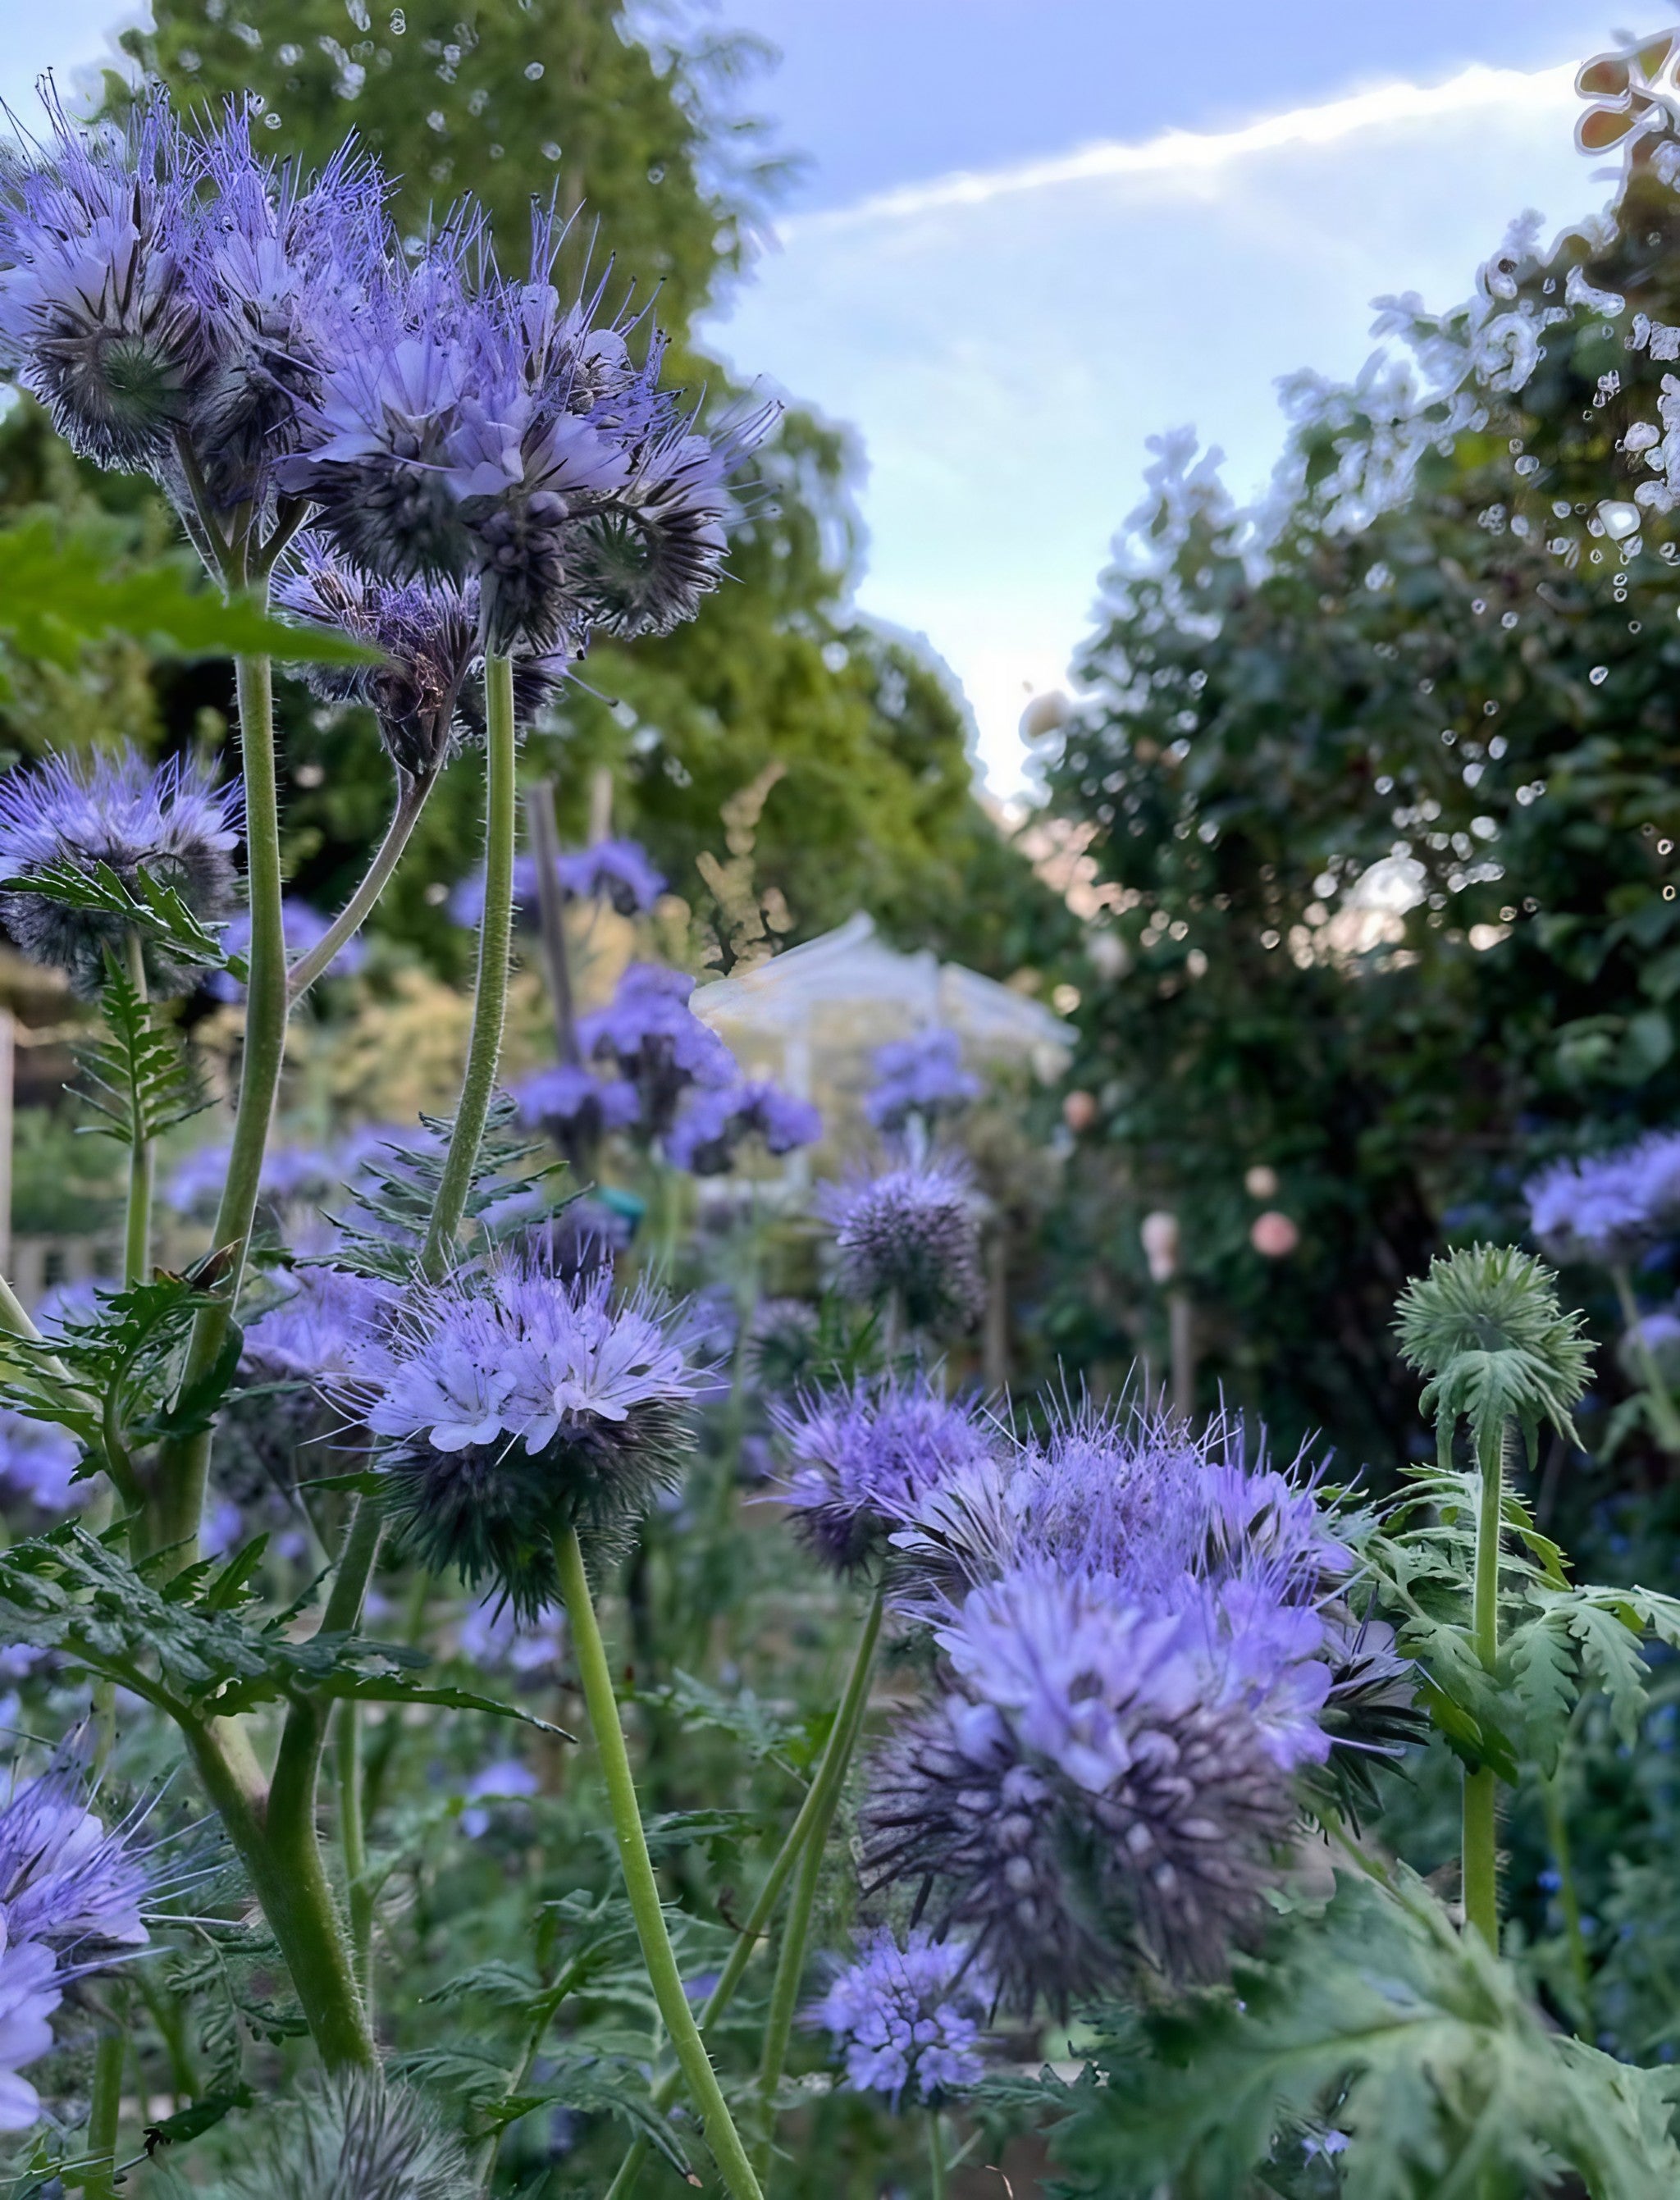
[820,1157,984,1330]
[1525,1131,1680,1268]
[450,836,666,932]
[865,1029,982,1137]
[578,962,737,1139]
[664,1077,821,1175]
[777,1386,1408,2015]
[807,1929,993,2106]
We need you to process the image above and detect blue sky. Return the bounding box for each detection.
[3,2,1668,792]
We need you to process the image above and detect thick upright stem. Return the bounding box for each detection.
[1612,1262,1680,1454]
[1463,1419,1506,1949]
[121,932,153,1286]
[603,1586,883,2200]
[83,1989,126,2200]
[421,654,517,1281]
[527,778,582,1068]
[552,1526,762,2200]
[336,1700,373,2016]
[754,1585,886,2175]
[927,2109,947,2200]
[151,652,287,1558]
[288,769,436,1003]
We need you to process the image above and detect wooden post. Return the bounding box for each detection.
[1169,1287,1196,1424]
[526,780,582,1069]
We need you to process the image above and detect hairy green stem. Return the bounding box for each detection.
[150,651,288,1559]
[1463,1419,1507,1948]
[603,1586,884,2200]
[421,654,517,1280]
[928,2108,947,2200]
[336,1700,374,2018]
[288,769,436,1002]
[83,1987,127,2200]
[552,1525,762,2200]
[121,931,153,1286]
[1612,1262,1680,1453]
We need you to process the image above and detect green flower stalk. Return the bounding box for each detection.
[1395,1244,1591,1947]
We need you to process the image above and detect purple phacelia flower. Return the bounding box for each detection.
[164,1139,336,1221]
[0,1412,83,1516]
[578,962,737,1138]
[0,89,204,475]
[553,838,665,917]
[457,1755,540,1838]
[0,749,240,998]
[0,1940,62,2132]
[207,897,364,1001]
[1525,1132,1680,1268]
[664,1079,822,1175]
[821,1157,984,1331]
[242,1266,398,1385]
[0,1751,156,1956]
[355,1251,705,1611]
[773,1377,994,1574]
[865,1029,983,1136]
[864,1563,1299,2006]
[457,1592,567,1678]
[807,1929,993,2106]
[509,1062,640,1171]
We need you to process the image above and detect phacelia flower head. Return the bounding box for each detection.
[821,1157,984,1331]
[0,89,204,475]
[865,1029,983,1136]
[553,837,665,917]
[243,1265,398,1386]
[458,1591,566,1678]
[808,1929,993,2106]
[509,1062,639,1171]
[165,1139,336,1224]
[0,1750,155,1956]
[219,2070,472,2200]
[357,1250,705,1612]
[664,1079,822,1175]
[773,1376,995,1574]
[0,1940,61,2133]
[0,1410,83,1515]
[1525,1132,1680,1268]
[863,1565,1299,2007]
[179,116,388,518]
[578,961,737,1139]
[0,748,240,997]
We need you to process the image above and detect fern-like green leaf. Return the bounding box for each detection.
[0,859,239,977]
[75,945,206,1148]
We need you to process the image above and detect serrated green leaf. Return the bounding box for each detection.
[2,859,234,974]
[1504,1616,1577,1774]
[75,946,207,1148]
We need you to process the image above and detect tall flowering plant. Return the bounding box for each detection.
[0,84,773,2197]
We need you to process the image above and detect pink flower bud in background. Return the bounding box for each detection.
[1244,1164,1280,1200]
[1250,1210,1300,1259]
[1062,1089,1098,1134]
[1141,1208,1180,1283]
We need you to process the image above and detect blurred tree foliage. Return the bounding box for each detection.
[31,0,1061,981]
[1039,152,1680,1472]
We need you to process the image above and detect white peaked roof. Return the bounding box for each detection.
[692,911,1075,1070]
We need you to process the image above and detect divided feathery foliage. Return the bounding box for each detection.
[74,944,206,1148]
[0,859,239,983]
[1049,1866,1680,2200]
[326,1096,564,1280]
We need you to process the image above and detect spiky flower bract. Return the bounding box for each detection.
[865,1029,983,1136]
[821,1157,984,1330]
[808,1930,994,2106]
[1524,1133,1680,1269]
[772,1376,995,1573]
[357,1251,705,1613]
[218,2073,471,2200]
[578,961,737,1139]
[0,748,240,997]
[1395,1243,1592,1458]
[553,837,666,916]
[863,1565,1299,2007]
[665,1079,822,1175]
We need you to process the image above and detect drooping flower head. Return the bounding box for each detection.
[865,1029,983,1137]
[355,1251,705,1612]
[0,89,204,475]
[578,961,737,1139]
[0,748,240,997]
[807,1929,994,2106]
[272,536,569,781]
[207,896,365,1002]
[1524,1132,1680,1269]
[509,1062,639,1171]
[862,1565,1299,2007]
[821,1157,984,1331]
[664,1079,822,1175]
[553,837,666,917]
[220,2071,472,2200]
[773,1376,995,1574]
